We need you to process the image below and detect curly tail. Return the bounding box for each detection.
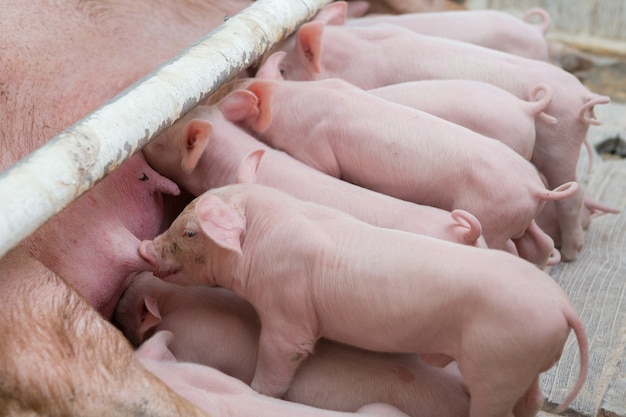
[450,209,484,247]
[529,84,557,124]
[579,95,611,173]
[579,95,611,126]
[522,8,552,35]
[555,309,589,413]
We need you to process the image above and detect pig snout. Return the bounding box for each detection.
[139,240,157,264]
[139,240,164,275]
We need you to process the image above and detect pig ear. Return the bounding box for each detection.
[256,51,287,80]
[236,149,265,184]
[313,1,347,25]
[245,81,275,133]
[137,295,161,345]
[136,330,177,362]
[180,119,213,174]
[195,194,245,255]
[296,21,324,74]
[218,89,261,127]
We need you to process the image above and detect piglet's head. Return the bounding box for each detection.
[139,192,245,283]
[138,149,261,283]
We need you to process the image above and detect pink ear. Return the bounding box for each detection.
[245,81,275,133]
[256,51,287,80]
[296,21,324,74]
[313,1,347,25]
[195,194,245,255]
[218,90,261,127]
[138,295,162,343]
[144,295,161,320]
[180,119,212,174]
[236,149,265,184]
[136,330,177,363]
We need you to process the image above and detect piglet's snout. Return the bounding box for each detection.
[138,240,159,271]
[138,240,180,278]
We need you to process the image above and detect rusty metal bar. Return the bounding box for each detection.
[0,0,332,258]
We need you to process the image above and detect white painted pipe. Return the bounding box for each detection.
[0,0,332,258]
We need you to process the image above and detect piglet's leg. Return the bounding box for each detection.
[251,322,316,398]
[512,378,544,417]
[555,186,585,261]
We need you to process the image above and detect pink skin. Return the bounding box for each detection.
[21,153,179,318]
[220,77,578,263]
[274,10,611,260]
[366,80,556,161]
[345,0,466,14]
[513,219,561,266]
[358,77,561,265]
[364,79,560,265]
[258,53,555,161]
[137,331,412,417]
[1,2,254,316]
[114,272,470,417]
[138,151,588,417]
[345,6,550,60]
[143,101,486,248]
[1,1,253,170]
[536,194,621,246]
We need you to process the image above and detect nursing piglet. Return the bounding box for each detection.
[257,54,552,161]
[136,331,411,417]
[142,102,486,248]
[221,78,577,264]
[368,80,555,160]
[346,0,466,14]
[366,78,569,263]
[115,272,470,417]
[139,150,588,417]
[342,2,551,60]
[276,17,611,260]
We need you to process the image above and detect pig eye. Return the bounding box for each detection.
[279,68,285,76]
[184,230,197,238]
[139,173,149,181]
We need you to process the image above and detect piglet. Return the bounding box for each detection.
[138,150,588,417]
[221,77,577,265]
[275,15,611,260]
[368,80,556,161]
[137,330,411,417]
[342,3,551,60]
[258,54,554,161]
[142,101,487,248]
[115,272,470,417]
[345,0,466,14]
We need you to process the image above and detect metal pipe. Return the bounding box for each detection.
[0,0,332,258]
